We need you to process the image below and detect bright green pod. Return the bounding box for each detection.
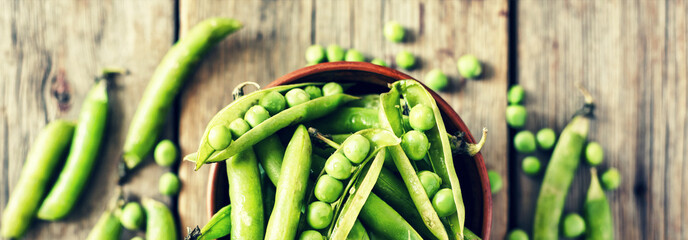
[227,149,264,239]
[142,198,178,240]
[86,209,121,240]
[584,168,614,240]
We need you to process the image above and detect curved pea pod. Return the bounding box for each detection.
[86,209,121,240]
[142,198,178,240]
[308,107,380,134]
[194,92,357,169]
[358,193,422,240]
[185,204,232,240]
[38,80,109,220]
[345,94,380,109]
[1,120,74,238]
[584,168,614,240]
[123,18,242,171]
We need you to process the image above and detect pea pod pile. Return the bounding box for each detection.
[186,79,487,240]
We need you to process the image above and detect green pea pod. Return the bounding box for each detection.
[348,220,370,240]
[330,150,387,239]
[447,214,482,240]
[307,107,380,134]
[344,94,380,109]
[86,209,121,240]
[0,121,74,238]
[358,193,422,240]
[195,93,357,169]
[533,104,592,238]
[395,80,465,239]
[38,80,109,220]
[226,148,264,239]
[185,204,232,240]
[584,168,613,240]
[142,198,178,240]
[254,135,285,186]
[265,125,312,240]
[122,18,242,170]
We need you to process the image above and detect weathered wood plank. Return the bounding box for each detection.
[516,0,688,239]
[0,0,174,239]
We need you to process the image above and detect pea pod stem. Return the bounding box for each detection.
[232,81,261,100]
[1,120,74,238]
[449,128,488,156]
[122,18,242,174]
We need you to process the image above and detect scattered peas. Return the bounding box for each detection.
[431,188,456,217]
[259,91,287,115]
[304,86,323,99]
[417,171,442,198]
[342,134,371,164]
[395,50,415,69]
[401,130,430,161]
[562,213,586,238]
[601,168,621,190]
[383,21,405,43]
[314,175,344,203]
[508,85,525,104]
[514,130,536,153]
[207,125,231,151]
[536,128,557,150]
[305,45,326,64]
[228,118,251,139]
[159,172,181,196]
[244,105,271,128]
[506,105,527,129]
[371,58,387,67]
[522,156,541,175]
[299,230,324,240]
[508,229,529,240]
[488,170,503,194]
[306,201,333,229]
[424,69,448,92]
[585,142,604,166]
[324,153,353,180]
[409,104,435,131]
[457,54,482,79]
[345,49,365,62]
[326,44,345,62]
[154,140,178,167]
[322,82,343,96]
[285,88,311,108]
[120,202,144,230]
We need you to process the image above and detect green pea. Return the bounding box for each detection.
[508,229,529,240]
[522,156,541,175]
[371,58,387,67]
[506,105,527,129]
[508,85,525,104]
[395,50,415,69]
[322,82,343,96]
[299,230,324,240]
[307,201,333,229]
[326,44,345,62]
[342,134,370,164]
[207,125,231,151]
[229,118,251,139]
[306,44,326,63]
[244,105,270,128]
[536,128,557,150]
[431,188,456,217]
[314,175,343,203]
[285,88,311,108]
[383,21,405,43]
[417,171,442,198]
[488,170,503,194]
[259,91,286,115]
[585,141,604,166]
[457,54,482,79]
[325,153,353,180]
[562,213,586,238]
[424,69,448,92]
[514,130,536,153]
[159,172,180,196]
[154,139,178,167]
[400,130,430,161]
[304,86,323,99]
[345,49,365,62]
[409,104,435,131]
[601,168,621,190]
[120,202,144,230]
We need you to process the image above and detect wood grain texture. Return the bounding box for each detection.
[0,0,174,239]
[515,0,688,239]
[177,0,508,238]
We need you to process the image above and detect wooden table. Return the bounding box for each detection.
[0,0,685,239]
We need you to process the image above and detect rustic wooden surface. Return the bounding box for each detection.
[1,0,686,239]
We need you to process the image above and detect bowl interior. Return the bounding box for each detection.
[207,62,492,239]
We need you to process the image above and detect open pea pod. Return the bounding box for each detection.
[330,150,386,239]
[395,79,466,239]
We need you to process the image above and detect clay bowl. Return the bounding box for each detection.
[206,61,492,239]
